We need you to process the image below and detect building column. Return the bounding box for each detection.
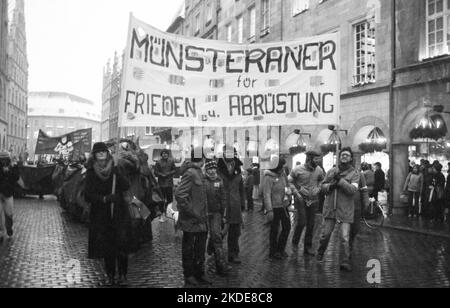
[392,144,409,215]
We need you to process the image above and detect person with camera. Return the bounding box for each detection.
[316,148,360,272]
[84,142,131,286]
[0,152,20,243]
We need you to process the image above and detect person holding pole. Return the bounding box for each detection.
[316,147,360,272]
[84,142,131,286]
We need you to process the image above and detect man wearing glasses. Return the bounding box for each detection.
[316,147,360,272]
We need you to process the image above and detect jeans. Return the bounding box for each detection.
[160,187,173,213]
[408,191,420,217]
[208,213,228,271]
[350,209,361,253]
[246,191,254,211]
[292,199,316,250]
[0,194,14,237]
[182,231,207,278]
[104,253,128,278]
[227,224,241,260]
[270,208,291,255]
[318,218,351,265]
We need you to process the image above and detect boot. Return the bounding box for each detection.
[216,249,232,276]
[5,216,13,237]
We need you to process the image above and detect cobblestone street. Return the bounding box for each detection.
[0,197,449,288]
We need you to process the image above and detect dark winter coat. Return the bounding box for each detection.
[154,158,176,188]
[374,169,386,191]
[0,165,20,198]
[175,163,208,233]
[218,158,245,225]
[204,174,226,214]
[84,162,131,259]
[322,166,360,223]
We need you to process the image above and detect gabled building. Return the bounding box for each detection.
[0,0,8,151]
[6,0,28,156]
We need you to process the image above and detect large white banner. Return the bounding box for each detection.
[118,15,340,128]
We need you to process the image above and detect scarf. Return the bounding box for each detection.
[93,159,113,182]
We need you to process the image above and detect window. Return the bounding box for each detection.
[353,19,376,86]
[249,6,256,42]
[145,127,152,136]
[206,1,213,23]
[426,0,450,58]
[226,24,233,42]
[261,0,271,35]
[237,16,244,43]
[195,13,201,35]
[292,0,309,16]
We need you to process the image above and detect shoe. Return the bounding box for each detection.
[159,216,166,223]
[316,254,324,262]
[229,256,242,264]
[106,276,115,287]
[217,264,232,276]
[6,229,13,237]
[280,251,289,259]
[340,264,353,272]
[304,247,316,257]
[272,252,283,260]
[185,276,199,286]
[408,214,412,218]
[117,275,128,286]
[196,275,212,285]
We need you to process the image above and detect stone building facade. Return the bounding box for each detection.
[0,0,8,151]
[166,0,392,171]
[6,0,28,156]
[391,0,450,212]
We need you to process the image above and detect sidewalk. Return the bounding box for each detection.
[382,214,450,239]
[253,200,450,239]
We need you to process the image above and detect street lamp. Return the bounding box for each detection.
[287,129,311,155]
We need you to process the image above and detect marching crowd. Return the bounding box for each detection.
[2,141,450,288]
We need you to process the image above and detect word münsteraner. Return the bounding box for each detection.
[130,29,337,73]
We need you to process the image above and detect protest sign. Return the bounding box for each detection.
[35,129,92,159]
[119,15,340,128]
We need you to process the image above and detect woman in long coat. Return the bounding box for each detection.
[85,142,131,286]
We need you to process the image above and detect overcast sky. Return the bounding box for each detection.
[25,0,183,112]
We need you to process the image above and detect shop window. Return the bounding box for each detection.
[261,0,271,36]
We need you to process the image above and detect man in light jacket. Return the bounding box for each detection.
[288,151,325,256]
[317,147,360,272]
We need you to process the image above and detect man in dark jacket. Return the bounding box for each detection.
[175,147,210,286]
[244,168,255,212]
[0,152,20,242]
[217,145,245,264]
[373,162,385,202]
[154,149,176,222]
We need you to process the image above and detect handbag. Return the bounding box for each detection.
[128,197,151,221]
[400,193,409,204]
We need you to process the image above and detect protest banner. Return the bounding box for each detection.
[35,128,92,159]
[118,15,340,128]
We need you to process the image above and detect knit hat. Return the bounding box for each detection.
[92,142,109,154]
[205,160,218,170]
[306,151,321,158]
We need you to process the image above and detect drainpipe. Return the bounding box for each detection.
[389,0,396,213]
[280,0,284,41]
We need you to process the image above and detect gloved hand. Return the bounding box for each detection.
[334,173,342,182]
[329,183,338,191]
[104,194,121,204]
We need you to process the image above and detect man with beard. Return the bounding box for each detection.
[316,147,360,272]
[217,145,245,264]
[288,151,325,256]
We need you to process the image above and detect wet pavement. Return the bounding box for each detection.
[0,197,449,288]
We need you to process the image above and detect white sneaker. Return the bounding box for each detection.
[159,216,166,223]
